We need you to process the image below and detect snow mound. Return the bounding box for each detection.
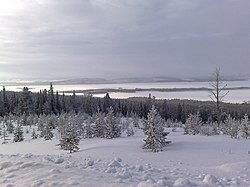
[19,162,35,169]
[6,184,14,187]
[203,174,219,185]
[116,168,132,180]
[114,157,122,162]
[0,162,13,169]
[137,180,157,187]
[86,160,94,167]
[54,158,64,164]
[157,179,169,186]
[173,178,192,186]
[136,165,144,171]
[105,167,117,173]
[108,160,122,167]
[217,162,250,173]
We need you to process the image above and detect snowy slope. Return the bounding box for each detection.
[0,128,250,187]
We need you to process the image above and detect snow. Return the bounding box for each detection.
[0,128,250,186]
[202,174,219,185]
[173,178,193,186]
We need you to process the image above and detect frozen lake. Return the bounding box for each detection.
[2,80,250,103]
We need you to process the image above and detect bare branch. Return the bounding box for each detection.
[219,91,229,101]
[209,95,216,103]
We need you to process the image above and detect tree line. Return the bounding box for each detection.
[1,83,250,123]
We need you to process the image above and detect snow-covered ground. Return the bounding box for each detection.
[0,128,250,187]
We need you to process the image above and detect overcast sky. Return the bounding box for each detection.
[0,0,250,80]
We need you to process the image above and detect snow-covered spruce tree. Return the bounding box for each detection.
[143,105,165,152]
[57,113,68,139]
[93,111,105,138]
[31,128,38,139]
[199,119,219,136]
[126,127,134,136]
[104,107,121,139]
[26,115,34,127]
[48,114,57,129]
[20,114,28,126]
[83,122,94,139]
[40,124,54,140]
[224,114,239,139]
[199,123,214,136]
[211,121,219,135]
[184,113,202,135]
[6,120,14,134]
[120,118,130,131]
[37,114,46,131]
[1,124,10,144]
[33,115,39,125]
[25,127,29,134]
[73,113,84,137]
[239,114,250,139]
[132,114,140,128]
[13,125,24,142]
[18,87,33,115]
[58,122,80,153]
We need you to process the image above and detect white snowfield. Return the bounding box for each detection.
[0,128,250,187]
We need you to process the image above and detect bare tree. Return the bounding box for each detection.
[209,68,229,122]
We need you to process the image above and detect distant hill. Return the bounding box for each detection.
[1,75,249,86]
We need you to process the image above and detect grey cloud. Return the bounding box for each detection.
[0,0,250,80]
